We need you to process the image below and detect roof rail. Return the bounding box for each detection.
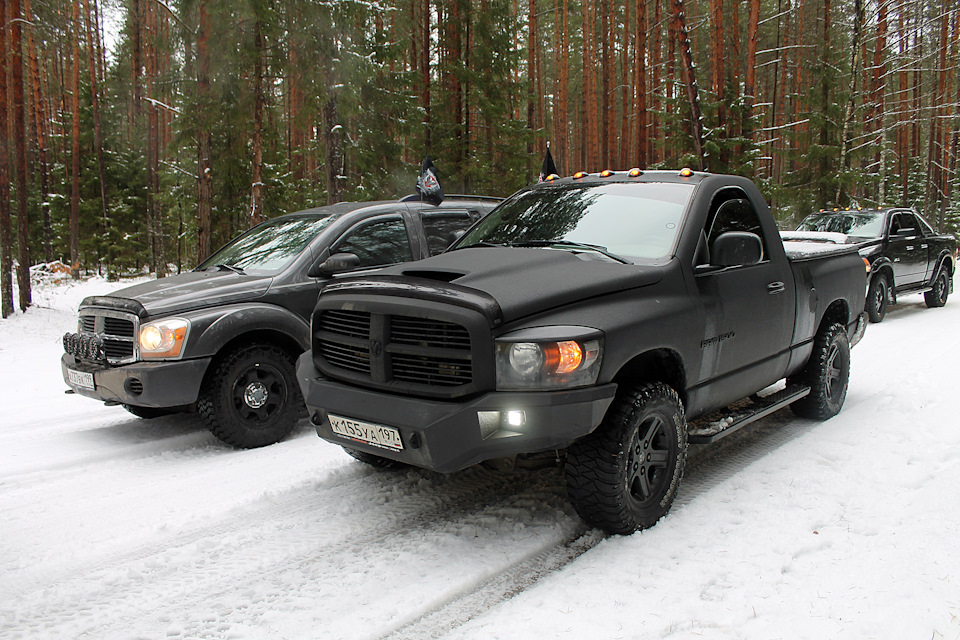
[399,193,502,203]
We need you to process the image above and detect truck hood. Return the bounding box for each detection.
[329,247,663,325]
[84,270,272,318]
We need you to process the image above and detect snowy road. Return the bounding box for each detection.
[1,277,959,639]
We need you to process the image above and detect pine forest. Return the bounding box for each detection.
[1,0,959,317]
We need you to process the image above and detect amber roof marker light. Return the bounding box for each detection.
[628,168,642,177]
[679,168,694,178]
[573,172,588,179]
[600,170,614,177]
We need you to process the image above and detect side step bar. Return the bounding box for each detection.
[687,384,811,445]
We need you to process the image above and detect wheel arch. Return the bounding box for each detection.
[200,328,305,388]
[819,299,850,333]
[611,348,688,407]
[870,261,894,288]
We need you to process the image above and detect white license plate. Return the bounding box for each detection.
[328,414,404,451]
[67,368,95,390]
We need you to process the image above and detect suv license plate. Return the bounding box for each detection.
[67,369,95,390]
[328,414,404,451]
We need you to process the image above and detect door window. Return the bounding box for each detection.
[705,192,767,260]
[421,210,475,254]
[333,216,414,268]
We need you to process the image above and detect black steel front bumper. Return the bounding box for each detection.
[296,352,617,473]
[61,353,211,408]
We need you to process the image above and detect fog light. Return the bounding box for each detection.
[506,410,525,427]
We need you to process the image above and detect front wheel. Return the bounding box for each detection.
[565,382,687,535]
[867,274,888,323]
[924,266,950,308]
[789,323,850,420]
[198,344,302,448]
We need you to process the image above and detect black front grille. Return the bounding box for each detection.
[315,309,474,393]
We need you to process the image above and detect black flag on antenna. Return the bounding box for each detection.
[538,145,559,182]
[416,155,444,205]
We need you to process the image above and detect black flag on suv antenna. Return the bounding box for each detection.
[416,155,444,205]
[538,144,559,182]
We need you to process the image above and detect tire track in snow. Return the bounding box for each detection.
[4,465,582,640]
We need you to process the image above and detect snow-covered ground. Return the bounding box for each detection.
[1,275,958,640]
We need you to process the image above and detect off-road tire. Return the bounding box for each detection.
[198,344,302,448]
[122,404,177,419]
[789,322,850,420]
[924,265,950,308]
[867,274,888,323]
[342,446,406,469]
[565,382,688,535]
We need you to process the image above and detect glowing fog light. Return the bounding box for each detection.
[506,410,526,427]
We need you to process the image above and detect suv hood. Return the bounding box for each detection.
[83,270,272,318]
[326,247,663,325]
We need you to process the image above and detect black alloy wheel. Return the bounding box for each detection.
[566,382,687,535]
[789,322,850,420]
[924,267,950,308]
[199,344,302,448]
[867,275,888,323]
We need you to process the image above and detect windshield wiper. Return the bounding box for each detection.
[451,241,507,250]
[214,263,246,274]
[505,240,630,264]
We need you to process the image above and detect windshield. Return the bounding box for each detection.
[197,214,339,275]
[797,212,884,239]
[453,182,695,261]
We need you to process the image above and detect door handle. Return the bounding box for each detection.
[906,245,914,250]
[767,281,785,294]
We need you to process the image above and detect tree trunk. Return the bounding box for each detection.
[745,0,759,143]
[196,0,212,263]
[556,0,569,172]
[11,0,31,310]
[25,0,52,263]
[0,0,13,317]
[711,0,726,168]
[633,0,648,168]
[250,17,265,226]
[670,0,705,170]
[83,0,110,273]
[70,0,81,279]
[324,90,343,205]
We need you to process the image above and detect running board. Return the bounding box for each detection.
[687,384,811,444]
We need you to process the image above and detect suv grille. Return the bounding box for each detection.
[77,311,139,364]
[315,310,473,391]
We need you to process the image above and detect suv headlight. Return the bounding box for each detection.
[495,327,603,390]
[139,318,190,359]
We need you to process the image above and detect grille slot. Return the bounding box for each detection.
[77,311,139,364]
[314,309,474,394]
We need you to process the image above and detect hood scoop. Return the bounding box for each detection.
[399,269,466,283]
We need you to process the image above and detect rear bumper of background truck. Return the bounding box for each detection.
[296,352,617,473]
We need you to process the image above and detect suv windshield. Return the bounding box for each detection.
[197,213,340,275]
[797,211,884,239]
[453,182,695,261]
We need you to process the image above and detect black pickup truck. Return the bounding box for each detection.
[61,195,499,448]
[787,207,956,322]
[297,170,869,534]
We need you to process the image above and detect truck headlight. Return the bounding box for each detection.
[139,318,190,359]
[496,327,602,390]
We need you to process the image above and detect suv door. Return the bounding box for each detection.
[331,214,417,268]
[887,211,926,287]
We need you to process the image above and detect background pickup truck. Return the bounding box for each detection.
[61,195,500,448]
[786,207,956,322]
[297,170,869,535]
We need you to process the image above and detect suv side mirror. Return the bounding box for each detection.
[711,231,763,267]
[895,227,918,238]
[309,252,361,277]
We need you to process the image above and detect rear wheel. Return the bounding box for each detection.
[565,382,687,535]
[866,274,888,323]
[198,344,302,448]
[790,323,850,420]
[924,266,950,308]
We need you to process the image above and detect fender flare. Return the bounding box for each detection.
[181,303,310,360]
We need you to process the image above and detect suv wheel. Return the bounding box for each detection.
[867,274,888,323]
[199,344,302,448]
[565,382,687,535]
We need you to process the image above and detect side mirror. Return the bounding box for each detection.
[711,231,763,267]
[309,252,361,277]
[895,227,917,238]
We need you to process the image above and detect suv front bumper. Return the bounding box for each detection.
[297,352,617,473]
[61,353,211,408]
